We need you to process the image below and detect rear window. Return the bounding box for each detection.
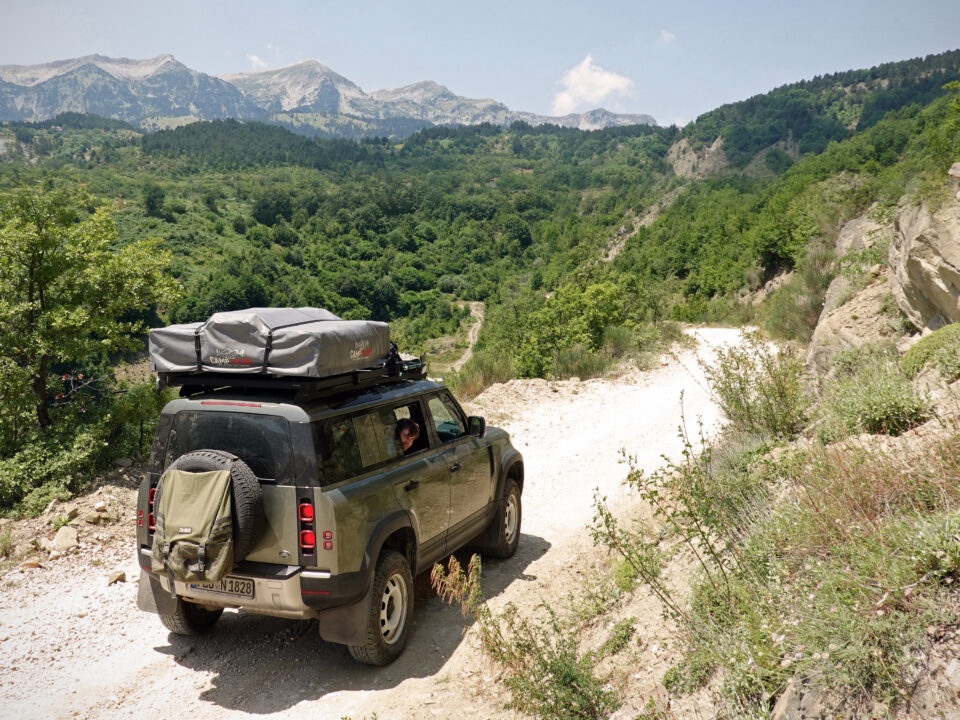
[165,411,293,481]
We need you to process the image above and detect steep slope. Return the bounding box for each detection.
[680,48,960,169]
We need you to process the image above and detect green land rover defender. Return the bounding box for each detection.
[136,308,524,665]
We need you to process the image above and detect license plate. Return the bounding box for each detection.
[189,576,255,599]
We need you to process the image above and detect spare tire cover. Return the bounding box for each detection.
[166,449,266,562]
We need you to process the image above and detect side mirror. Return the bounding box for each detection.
[467,415,486,438]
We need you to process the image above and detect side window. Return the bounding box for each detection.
[313,417,362,484]
[353,413,384,468]
[377,402,430,458]
[428,394,466,444]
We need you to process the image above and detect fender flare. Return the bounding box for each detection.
[495,448,524,502]
[361,510,417,586]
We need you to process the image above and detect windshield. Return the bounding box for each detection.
[165,410,293,481]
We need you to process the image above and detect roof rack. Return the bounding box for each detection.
[159,354,426,402]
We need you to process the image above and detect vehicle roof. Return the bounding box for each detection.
[162,378,448,422]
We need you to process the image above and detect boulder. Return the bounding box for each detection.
[52,526,79,552]
[889,202,960,331]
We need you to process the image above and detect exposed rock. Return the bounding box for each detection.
[901,633,960,717]
[60,505,79,522]
[836,213,889,257]
[19,558,41,569]
[13,544,33,559]
[819,213,895,318]
[52,526,79,552]
[806,276,899,375]
[742,270,793,306]
[770,677,847,719]
[949,162,960,179]
[94,501,107,513]
[107,570,125,585]
[114,457,132,469]
[889,202,960,331]
[82,511,101,525]
[666,136,728,179]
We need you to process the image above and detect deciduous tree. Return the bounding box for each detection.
[0,183,179,428]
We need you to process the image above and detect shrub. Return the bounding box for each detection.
[432,555,619,720]
[601,325,635,358]
[447,348,515,400]
[901,323,960,379]
[702,332,809,440]
[818,355,930,441]
[760,240,835,342]
[556,344,609,379]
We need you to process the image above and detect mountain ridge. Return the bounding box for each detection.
[0,54,656,137]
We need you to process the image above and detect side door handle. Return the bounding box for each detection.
[404,480,419,491]
[449,463,462,473]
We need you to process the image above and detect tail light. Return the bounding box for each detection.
[144,482,157,533]
[298,497,315,556]
[299,530,316,550]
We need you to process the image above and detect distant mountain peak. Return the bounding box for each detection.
[0,53,184,86]
[220,59,366,113]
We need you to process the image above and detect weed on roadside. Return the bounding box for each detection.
[701,332,809,440]
[0,526,13,558]
[594,421,960,712]
[432,555,619,720]
[597,617,637,658]
[817,354,930,441]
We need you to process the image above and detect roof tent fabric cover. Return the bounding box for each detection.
[148,307,391,377]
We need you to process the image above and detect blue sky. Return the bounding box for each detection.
[2,0,958,125]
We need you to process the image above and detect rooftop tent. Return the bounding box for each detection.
[149,307,392,378]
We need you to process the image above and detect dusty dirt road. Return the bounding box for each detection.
[450,302,485,373]
[0,328,742,720]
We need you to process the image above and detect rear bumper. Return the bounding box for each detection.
[137,546,369,619]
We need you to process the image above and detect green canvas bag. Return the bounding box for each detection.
[151,468,234,588]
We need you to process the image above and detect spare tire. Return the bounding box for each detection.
[165,449,266,562]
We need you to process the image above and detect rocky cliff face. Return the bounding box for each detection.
[665,136,728,179]
[805,212,898,375]
[889,196,960,331]
[806,167,960,374]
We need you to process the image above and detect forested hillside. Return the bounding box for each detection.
[0,49,958,514]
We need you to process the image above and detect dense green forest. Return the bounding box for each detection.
[0,49,958,514]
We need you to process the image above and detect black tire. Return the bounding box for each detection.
[160,598,223,635]
[165,449,265,562]
[348,550,414,666]
[487,478,521,559]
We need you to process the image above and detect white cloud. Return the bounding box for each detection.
[552,55,633,116]
[248,54,267,70]
[660,29,677,44]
